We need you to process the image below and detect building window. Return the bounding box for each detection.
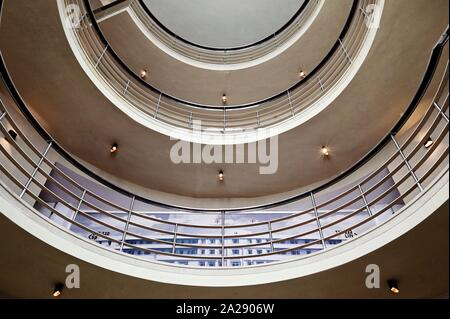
[232,249,240,255]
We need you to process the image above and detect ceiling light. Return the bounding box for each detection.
[140,69,148,79]
[7,129,17,140]
[110,143,118,154]
[388,279,400,294]
[321,146,329,156]
[52,283,64,297]
[424,137,434,149]
[218,170,224,181]
[299,70,307,79]
[222,94,228,104]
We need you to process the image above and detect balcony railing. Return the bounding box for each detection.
[59,0,380,140]
[128,0,320,65]
[0,21,448,267]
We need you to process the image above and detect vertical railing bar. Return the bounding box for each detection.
[119,195,135,251]
[20,141,53,198]
[359,6,369,19]
[223,109,226,133]
[154,93,161,119]
[268,221,274,252]
[94,45,109,69]
[188,112,193,128]
[318,77,325,92]
[338,38,353,64]
[76,12,87,29]
[172,224,178,254]
[434,101,449,122]
[221,211,225,267]
[287,90,295,117]
[358,184,373,217]
[390,134,424,192]
[311,192,326,249]
[72,189,87,221]
[123,80,131,96]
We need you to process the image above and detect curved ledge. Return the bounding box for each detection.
[59,0,383,145]
[127,0,324,71]
[1,168,447,287]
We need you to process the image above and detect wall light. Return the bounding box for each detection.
[110,143,119,154]
[222,94,228,104]
[388,279,400,294]
[321,146,330,156]
[424,137,434,149]
[299,70,307,79]
[218,170,224,181]
[140,69,148,79]
[52,283,64,297]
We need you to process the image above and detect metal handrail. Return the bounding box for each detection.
[83,0,359,110]
[128,0,317,64]
[0,10,446,216]
[0,22,448,265]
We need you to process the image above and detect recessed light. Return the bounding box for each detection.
[222,94,228,104]
[8,129,17,140]
[110,143,118,153]
[52,283,64,297]
[424,137,434,149]
[218,170,224,181]
[140,69,148,79]
[321,146,329,156]
[299,70,307,78]
[388,279,400,294]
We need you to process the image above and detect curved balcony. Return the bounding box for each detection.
[0,27,448,273]
[59,0,381,144]
[128,0,322,66]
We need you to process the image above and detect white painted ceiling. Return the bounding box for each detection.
[142,0,305,48]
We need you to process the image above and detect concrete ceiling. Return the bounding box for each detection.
[97,0,350,105]
[0,201,447,298]
[142,0,305,49]
[0,0,448,207]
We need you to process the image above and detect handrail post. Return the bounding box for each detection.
[94,44,109,69]
[119,195,135,251]
[154,93,161,119]
[268,221,274,253]
[311,192,326,249]
[358,184,372,217]
[221,211,225,267]
[287,90,295,117]
[338,38,353,64]
[433,101,449,122]
[72,189,87,222]
[391,134,424,192]
[20,141,53,198]
[172,223,178,254]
